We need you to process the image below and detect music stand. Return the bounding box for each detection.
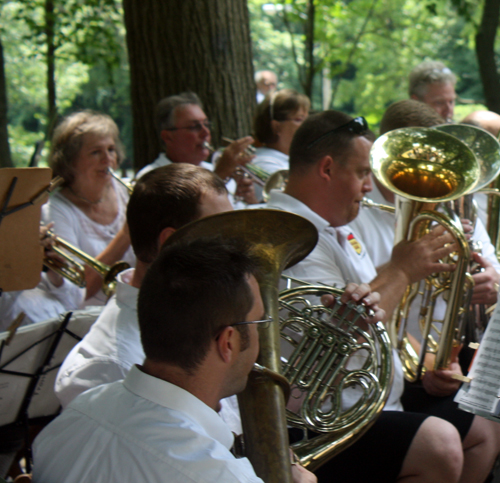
[0,307,101,474]
[0,168,61,293]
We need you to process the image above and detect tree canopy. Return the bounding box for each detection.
[1,0,499,168]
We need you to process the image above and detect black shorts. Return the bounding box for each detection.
[401,380,474,441]
[307,410,429,483]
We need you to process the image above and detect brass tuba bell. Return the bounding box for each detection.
[370,127,480,381]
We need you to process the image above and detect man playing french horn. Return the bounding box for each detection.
[267,110,500,483]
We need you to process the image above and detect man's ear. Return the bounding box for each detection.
[160,129,173,148]
[216,326,238,364]
[318,155,336,182]
[158,227,176,249]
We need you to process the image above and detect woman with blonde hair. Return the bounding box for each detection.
[43,111,135,306]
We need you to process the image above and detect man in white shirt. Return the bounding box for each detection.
[135,92,257,205]
[54,164,238,413]
[33,237,315,483]
[266,110,492,483]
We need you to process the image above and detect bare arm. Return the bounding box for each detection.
[84,222,131,299]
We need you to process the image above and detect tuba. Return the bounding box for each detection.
[163,210,393,479]
[370,127,480,381]
[163,209,317,483]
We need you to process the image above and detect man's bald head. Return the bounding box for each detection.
[461,110,500,138]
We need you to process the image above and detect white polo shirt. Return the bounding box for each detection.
[266,190,404,411]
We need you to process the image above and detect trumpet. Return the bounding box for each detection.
[43,230,130,296]
[108,169,134,194]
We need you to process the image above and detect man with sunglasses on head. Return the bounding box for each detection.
[266,110,472,483]
[135,92,257,205]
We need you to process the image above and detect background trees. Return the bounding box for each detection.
[1,0,499,169]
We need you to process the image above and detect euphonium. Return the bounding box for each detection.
[434,124,500,335]
[162,209,318,483]
[370,127,480,381]
[43,230,130,296]
[279,276,392,470]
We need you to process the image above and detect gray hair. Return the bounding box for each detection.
[409,61,456,99]
[156,92,203,135]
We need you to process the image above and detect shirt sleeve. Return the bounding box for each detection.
[55,356,129,409]
[283,236,347,288]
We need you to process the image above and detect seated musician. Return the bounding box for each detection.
[135,92,257,205]
[265,110,499,483]
[54,164,234,417]
[352,99,500,303]
[33,237,315,482]
[43,111,136,306]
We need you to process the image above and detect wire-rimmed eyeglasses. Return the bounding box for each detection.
[231,317,273,329]
[306,116,368,149]
[214,317,273,340]
[164,120,212,133]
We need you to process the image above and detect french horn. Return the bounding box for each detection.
[279,276,392,470]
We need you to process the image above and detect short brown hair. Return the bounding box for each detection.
[380,100,445,135]
[289,110,375,172]
[156,92,203,135]
[253,89,310,144]
[49,110,124,186]
[127,163,227,263]
[138,236,259,372]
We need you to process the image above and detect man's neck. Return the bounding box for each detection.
[130,260,150,288]
[141,359,224,411]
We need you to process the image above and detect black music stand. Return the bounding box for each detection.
[0,307,101,475]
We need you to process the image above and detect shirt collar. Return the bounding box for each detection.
[115,268,138,311]
[266,190,330,233]
[124,365,234,449]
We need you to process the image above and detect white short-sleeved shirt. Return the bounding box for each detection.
[266,190,404,411]
[34,366,263,483]
[252,147,289,176]
[0,273,85,332]
[42,178,136,306]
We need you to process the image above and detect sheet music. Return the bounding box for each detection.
[455,303,500,419]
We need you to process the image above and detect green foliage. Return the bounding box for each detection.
[249,0,486,128]
[1,0,128,166]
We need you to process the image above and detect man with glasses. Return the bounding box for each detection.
[409,60,457,122]
[135,92,257,205]
[33,236,316,483]
[266,110,470,483]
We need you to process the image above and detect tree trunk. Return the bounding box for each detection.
[122,0,256,171]
[45,0,57,138]
[0,33,12,168]
[475,0,500,113]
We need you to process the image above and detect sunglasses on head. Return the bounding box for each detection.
[306,116,369,149]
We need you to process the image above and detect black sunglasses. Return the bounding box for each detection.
[306,116,369,149]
